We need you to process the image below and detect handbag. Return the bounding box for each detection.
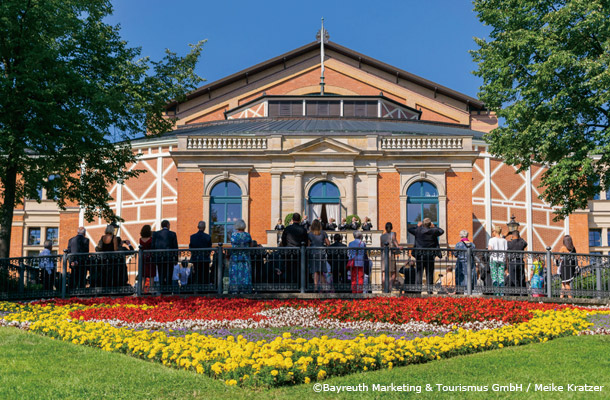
[347,259,355,269]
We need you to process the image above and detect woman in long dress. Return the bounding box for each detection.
[229,219,252,293]
[308,219,330,291]
[558,235,577,299]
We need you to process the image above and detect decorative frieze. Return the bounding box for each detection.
[186,137,267,150]
[380,137,463,150]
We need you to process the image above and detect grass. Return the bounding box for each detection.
[1,327,609,399]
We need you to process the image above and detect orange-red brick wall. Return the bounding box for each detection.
[569,213,589,253]
[249,171,271,245]
[176,172,203,246]
[416,104,459,123]
[378,173,401,242]
[59,212,83,252]
[186,106,228,124]
[237,67,407,107]
[9,214,24,258]
[446,171,473,245]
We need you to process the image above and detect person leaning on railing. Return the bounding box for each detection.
[507,230,528,292]
[328,233,347,291]
[280,213,308,285]
[189,221,213,286]
[454,230,476,294]
[557,235,577,299]
[66,227,90,290]
[96,225,133,288]
[229,219,253,293]
[308,219,330,291]
[407,218,444,295]
[38,240,55,291]
[487,225,508,295]
[151,220,178,289]
[348,231,367,293]
[381,222,402,289]
[139,225,155,291]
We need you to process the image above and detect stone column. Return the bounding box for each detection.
[271,172,282,227]
[346,172,355,216]
[294,171,303,214]
[367,172,378,229]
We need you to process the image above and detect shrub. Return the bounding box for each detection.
[284,213,294,227]
[346,215,361,225]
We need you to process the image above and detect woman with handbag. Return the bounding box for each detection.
[348,231,366,293]
[380,222,402,290]
[557,235,577,299]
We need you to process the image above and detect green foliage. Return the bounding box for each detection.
[0,0,204,256]
[346,215,361,225]
[284,213,294,227]
[471,0,610,219]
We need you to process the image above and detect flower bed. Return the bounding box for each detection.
[1,297,608,387]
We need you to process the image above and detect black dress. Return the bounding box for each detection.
[560,249,577,283]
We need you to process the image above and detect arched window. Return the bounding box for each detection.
[406,181,439,243]
[308,181,340,227]
[210,181,242,243]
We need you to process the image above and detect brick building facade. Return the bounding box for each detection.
[9,41,599,256]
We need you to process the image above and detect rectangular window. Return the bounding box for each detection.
[46,227,59,246]
[268,101,302,117]
[28,228,41,246]
[305,101,340,117]
[589,229,601,247]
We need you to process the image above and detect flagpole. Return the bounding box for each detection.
[320,17,325,95]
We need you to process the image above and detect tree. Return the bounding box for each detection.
[0,0,204,258]
[471,0,610,219]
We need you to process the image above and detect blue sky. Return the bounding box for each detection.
[108,0,490,99]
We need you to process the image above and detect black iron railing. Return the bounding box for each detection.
[1,246,609,300]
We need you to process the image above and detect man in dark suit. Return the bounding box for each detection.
[189,221,213,287]
[152,220,179,288]
[407,218,444,294]
[327,233,347,291]
[300,215,311,232]
[66,227,90,289]
[280,213,308,285]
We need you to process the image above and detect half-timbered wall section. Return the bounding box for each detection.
[81,141,178,248]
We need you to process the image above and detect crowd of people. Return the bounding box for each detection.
[30,215,582,298]
[274,215,374,232]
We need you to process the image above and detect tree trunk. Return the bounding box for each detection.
[0,165,18,259]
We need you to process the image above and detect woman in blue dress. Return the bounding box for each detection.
[229,219,252,293]
[530,258,545,297]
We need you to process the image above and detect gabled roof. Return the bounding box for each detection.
[167,41,486,110]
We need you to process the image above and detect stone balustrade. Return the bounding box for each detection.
[187,137,267,150]
[380,137,463,150]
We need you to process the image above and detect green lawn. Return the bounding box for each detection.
[1,327,608,399]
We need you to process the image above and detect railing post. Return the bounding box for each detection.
[595,259,602,299]
[18,260,25,294]
[217,244,224,295]
[136,247,144,297]
[546,247,552,298]
[383,243,390,293]
[466,245,473,296]
[61,252,68,299]
[300,242,306,294]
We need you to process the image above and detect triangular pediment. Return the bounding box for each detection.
[288,137,361,156]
